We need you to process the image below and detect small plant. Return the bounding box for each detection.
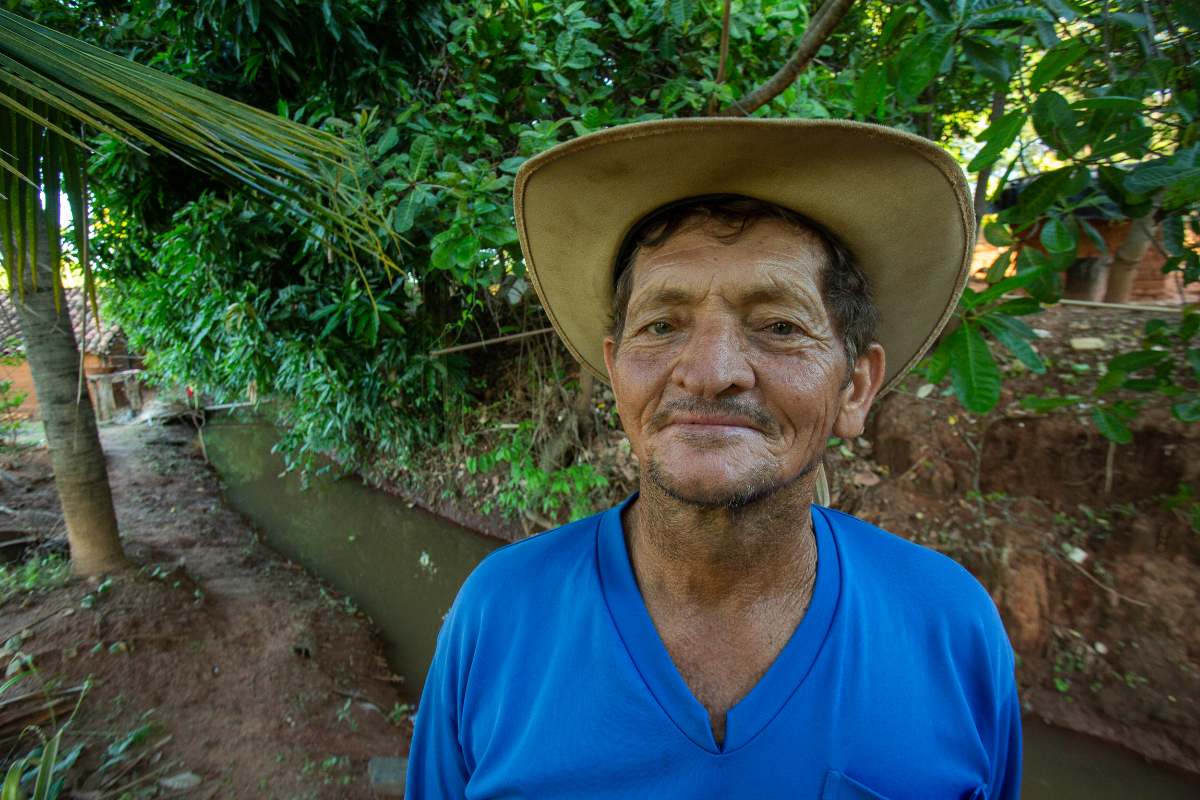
[0,355,28,449]
[466,422,609,522]
[335,699,358,732]
[0,555,72,606]
[388,702,412,726]
[0,662,90,800]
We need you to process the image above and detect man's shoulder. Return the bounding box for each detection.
[821,506,982,589]
[818,506,1005,632]
[452,510,605,613]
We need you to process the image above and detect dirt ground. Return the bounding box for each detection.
[0,425,411,798]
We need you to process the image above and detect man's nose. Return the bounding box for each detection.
[670,316,755,399]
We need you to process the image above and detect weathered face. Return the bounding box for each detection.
[603,219,885,508]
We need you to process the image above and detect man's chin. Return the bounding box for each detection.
[642,460,787,510]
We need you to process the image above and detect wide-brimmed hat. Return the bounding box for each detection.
[514,118,976,395]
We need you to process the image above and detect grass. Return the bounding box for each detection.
[0,554,71,605]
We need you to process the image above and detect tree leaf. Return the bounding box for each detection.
[1030,42,1089,92]
[983,221,1014,247]
[949,323,1001,413]
[985,249,1013,283]
[669,0,696,28]
[498,156,526,174]
[1107,349,1168,373]
[962,37,1012,84]
[392,192,419,234]
[1173,396,1200,423]
[855,62,884,119]
[1093,368,1127,396]
[1068,96,1144,111]
[1092,406,1133,444]
[968,110,1026,173]
[1078,218,1108,255]
[993,296,1041,316]
[1040,216,1077,254]
[983,316,1046,373]
[408,135,436,181]
[921,337,952,383]
[1088,126,1153,160]
[1016,167,1077,218]
[1126,164,1200,194]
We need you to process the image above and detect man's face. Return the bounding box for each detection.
[603,218,883,508]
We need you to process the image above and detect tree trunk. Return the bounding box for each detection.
[1102,214,1158,303]
[1063,257,1107,301]
[972,92,1007,232]
[11,215,127,576]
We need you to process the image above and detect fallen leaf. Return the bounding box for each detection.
[852,471,880,487]
[1069,337,1106,351]
[916,383,935,399]
[160,772,203,791]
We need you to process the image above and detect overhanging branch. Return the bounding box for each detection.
[718,0,858,117]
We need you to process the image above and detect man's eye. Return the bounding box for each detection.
[650,321,674,334]
[770,321,796,335]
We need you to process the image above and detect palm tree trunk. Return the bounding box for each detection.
[11,215,126,576]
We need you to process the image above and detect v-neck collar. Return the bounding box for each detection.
[596,495,842,755]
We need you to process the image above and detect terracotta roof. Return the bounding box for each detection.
[0,288,126,358]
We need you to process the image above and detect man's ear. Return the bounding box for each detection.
[832,342,886,438]
[603,335,617,384]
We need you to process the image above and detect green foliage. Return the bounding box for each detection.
[904,0,1200,455]
[105,193,462,472]
[0,554,71,605]
[24,0,1200,517]
[2,728,71,800]
[0,358,28,448]
[466,422,609,521]
[0,663,88,800]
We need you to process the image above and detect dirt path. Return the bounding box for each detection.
[0,424,411,798]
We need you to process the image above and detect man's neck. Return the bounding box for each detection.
[621,475,820,745]
[623,475,818,612]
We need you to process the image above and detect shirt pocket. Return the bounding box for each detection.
[821,770,988,800]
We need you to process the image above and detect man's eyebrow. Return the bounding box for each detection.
[629,287,696,310]
[735,285,817,307]
[630,279,824,312]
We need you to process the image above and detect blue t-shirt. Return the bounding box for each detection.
[407,499,1021,799]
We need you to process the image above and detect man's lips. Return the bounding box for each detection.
[665,414,761,431]
[647,398,781,437]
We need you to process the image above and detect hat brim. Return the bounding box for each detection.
[514,118,975,394]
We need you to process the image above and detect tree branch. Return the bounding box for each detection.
[718,0,858,117]
[707,0,733,116]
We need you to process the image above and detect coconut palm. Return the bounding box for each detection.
[0,10,393,576]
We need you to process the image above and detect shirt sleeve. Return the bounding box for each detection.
[989,683,1023,800]
[405,619,471,799]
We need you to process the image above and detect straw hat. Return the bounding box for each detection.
[514,117,976,396]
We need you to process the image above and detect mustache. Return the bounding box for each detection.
[647,396,781,436]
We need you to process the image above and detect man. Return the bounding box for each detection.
[406,119,1021,799]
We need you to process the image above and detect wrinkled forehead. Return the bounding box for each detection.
[628,220,829,306]
[630,214,827,273]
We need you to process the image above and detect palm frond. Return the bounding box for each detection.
[0,9,395,305]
